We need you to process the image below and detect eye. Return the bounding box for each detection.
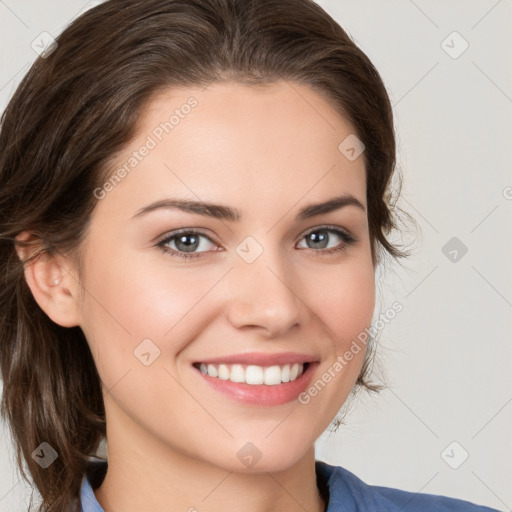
[156,229,218,260]
[156,226,358,261]
[297,226,358,255]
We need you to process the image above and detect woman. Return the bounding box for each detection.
[0,0,501,511]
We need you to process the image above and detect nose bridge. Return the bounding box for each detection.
[225,241,307,336]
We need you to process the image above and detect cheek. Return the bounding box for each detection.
[291,258,375,423]
[310,256,375,400]
[313,256,375,347]
[78,250,220,374]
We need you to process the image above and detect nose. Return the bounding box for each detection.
[224,249,309,338]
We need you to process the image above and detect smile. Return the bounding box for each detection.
[192,361,318,406]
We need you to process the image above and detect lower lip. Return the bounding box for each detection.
[193,362,318,406]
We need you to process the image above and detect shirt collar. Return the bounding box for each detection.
[79,458,349,512]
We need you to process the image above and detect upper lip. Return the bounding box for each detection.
[193,352,319,367]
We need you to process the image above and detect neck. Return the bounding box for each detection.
[94,417,327,512]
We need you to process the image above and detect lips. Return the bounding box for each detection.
[190,352,321,406]
[192,351,318,367]
[194,360,319,406]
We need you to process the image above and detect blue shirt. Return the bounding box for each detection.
[80,458,501,511]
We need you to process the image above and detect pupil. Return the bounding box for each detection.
[177,234,198,252]
[309,231,327,249]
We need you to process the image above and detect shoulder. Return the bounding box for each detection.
[315,460,502,512]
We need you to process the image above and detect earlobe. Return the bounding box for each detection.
[14,232,81,328]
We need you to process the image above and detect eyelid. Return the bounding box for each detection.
[156,227,218,245]
[155,228,221,260]
[298,224,356,242]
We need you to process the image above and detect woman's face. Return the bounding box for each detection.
[75,80,375,472]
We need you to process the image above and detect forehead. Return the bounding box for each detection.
[141,80,354,152]
[96,80,367,220]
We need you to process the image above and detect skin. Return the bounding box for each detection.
[17,80,375,512]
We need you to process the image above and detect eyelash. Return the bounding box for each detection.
[156,226,358,261]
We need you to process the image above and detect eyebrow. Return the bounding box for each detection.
[130,194,366,222]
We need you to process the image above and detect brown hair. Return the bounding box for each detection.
[0,0,412,510]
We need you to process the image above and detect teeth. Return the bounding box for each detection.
[197,362,305,385]
[244,365,263,385]
[218,364,229,380]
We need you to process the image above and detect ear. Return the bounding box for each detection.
[14,231,82,328]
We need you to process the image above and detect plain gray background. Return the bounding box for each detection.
[1,1,511,511]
